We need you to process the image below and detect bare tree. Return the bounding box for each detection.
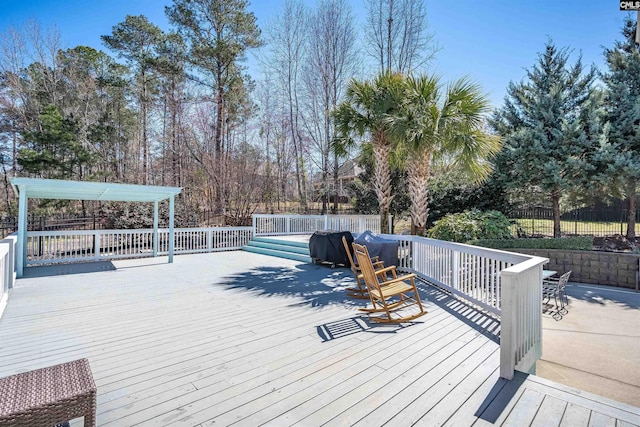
[364,0,438,74]
[262,0,309,211]
[167,0,263,214]
[303,0,358,213]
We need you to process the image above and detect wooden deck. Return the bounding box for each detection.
[0,251,638,426]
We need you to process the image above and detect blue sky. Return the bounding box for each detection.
[0,0,633,108]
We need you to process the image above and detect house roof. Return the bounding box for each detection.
[11,178,182,203]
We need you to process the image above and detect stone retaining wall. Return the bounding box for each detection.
[511,249,639,289]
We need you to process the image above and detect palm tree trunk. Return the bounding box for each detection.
[407,148,432,236]
[372,129,393,234]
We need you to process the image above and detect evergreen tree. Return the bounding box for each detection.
[166,0,263,214]
[491,40,597,238]
[102,15,163,185]
[602,16,640,240]
[19,104,94,179]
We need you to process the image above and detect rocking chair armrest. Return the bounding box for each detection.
[373,265,397,276]
[379,273,417,286]
[371,256,381,262]
[372,260,385,268]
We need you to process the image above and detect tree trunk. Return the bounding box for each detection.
[626,180,637,241]
[407,148,432,236]
[551,190,561,238]
[214,77,224,214]
[141,69,148,185]
[372,129,393,234]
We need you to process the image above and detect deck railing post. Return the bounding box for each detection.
[499,257,545,380]
[252,215,257,236]
[451,250,459,290]
[500,271,517,380]
[94,232,100,261]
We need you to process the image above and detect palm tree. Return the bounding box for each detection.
[390,74,500,235]
[334,72,405,233]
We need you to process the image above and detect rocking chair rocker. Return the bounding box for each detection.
[353,243,427,323]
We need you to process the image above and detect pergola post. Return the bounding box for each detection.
[153,201,159,257]
[16,186,27,278]
[168,195,175,263]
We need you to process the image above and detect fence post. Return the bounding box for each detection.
[207,229,213,252]
[252,215,257,237]
[324,215,328,231]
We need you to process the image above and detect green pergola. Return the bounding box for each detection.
[11,178,182,277]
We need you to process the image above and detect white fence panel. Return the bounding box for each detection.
[383,235,529,316]
[27,230,100,264]
[1,234,17,291]
[98,229,155,260]
[0,242,9,318]
[158,227,252,254]
[253,214,382,236]
[26,227,253,264]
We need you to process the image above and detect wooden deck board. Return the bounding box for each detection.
[0,251,638,427]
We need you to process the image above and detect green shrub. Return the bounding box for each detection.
[428,209,512,243]
[469,236,593,251]
[101,199,200,229]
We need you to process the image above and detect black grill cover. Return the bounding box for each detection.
[309,230,353,266]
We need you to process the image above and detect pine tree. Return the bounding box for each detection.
[102,15,163,185]
[491,40,597,238]
[166,0,262,214]
[602,17,640,240]
[19,105,94,179]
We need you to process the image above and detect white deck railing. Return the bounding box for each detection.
[367,234,547,380]
[25,227,253,265]
[16,215,546,380]
[253,214,385,236]
[0,234,17,318]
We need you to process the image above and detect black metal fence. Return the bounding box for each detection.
[509,206,637,237]
[0,214,104,239]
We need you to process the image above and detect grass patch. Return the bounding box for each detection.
[512,218,624,237]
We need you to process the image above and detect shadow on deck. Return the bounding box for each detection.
[218,263,501,344]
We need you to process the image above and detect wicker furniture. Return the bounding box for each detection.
[0,358,96,427]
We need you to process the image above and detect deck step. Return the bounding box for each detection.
[245,240,310,255]
[242,245,312,263]
[252,236,309,248]
[242,236,313,263]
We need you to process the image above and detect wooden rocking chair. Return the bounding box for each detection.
[353,243,427,323]
[342,236,388,299]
